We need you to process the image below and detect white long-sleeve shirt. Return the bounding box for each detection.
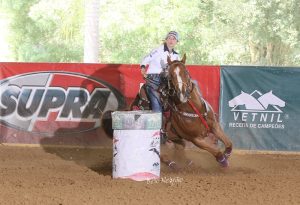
[140,43,180,74]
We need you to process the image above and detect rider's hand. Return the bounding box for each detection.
[141,68,147,78]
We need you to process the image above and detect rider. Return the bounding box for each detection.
[140,31,180,112]
[140,31,180,140]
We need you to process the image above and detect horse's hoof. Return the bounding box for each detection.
[168,161,179,171]
[220,160,229,168]
[217,156,229,168]
[224,147,232,159]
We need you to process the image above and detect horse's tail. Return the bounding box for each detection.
[100,110,114,139]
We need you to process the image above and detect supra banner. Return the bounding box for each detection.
[220,66,300,151]
[0,63,220,145]
[0,63,129,145]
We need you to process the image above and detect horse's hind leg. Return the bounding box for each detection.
[171,138,194,167]
[160,145,179,171]
[211,122,233,159]
[159,123,178,170]
[160,138,192,170]
[160,124,193,170]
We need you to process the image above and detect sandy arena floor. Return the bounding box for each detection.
[0,144,299,205]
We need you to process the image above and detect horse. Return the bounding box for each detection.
[257,91,285,109]
[101,54,233,169]
[228,91,265,110]
[160,54,233,168]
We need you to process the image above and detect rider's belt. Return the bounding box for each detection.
[147,74,160,77]
[146,74,161,82]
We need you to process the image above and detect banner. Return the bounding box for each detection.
[0,63,220,145]
[0,63,129,146]
[220,66,300,151]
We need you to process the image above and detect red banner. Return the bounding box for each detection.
[0,63,220,145]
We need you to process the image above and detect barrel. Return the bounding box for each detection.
[111,110,162,181]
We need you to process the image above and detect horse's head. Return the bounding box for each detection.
[167,54,192,103]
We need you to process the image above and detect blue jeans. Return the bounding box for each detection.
[145,74,162,112]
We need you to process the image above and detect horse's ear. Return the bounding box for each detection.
[167,55,172,65]
[181,53,186,64]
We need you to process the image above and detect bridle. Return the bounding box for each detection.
[160,60,210,131]
[164,61,210,131]
[166,61,193,101]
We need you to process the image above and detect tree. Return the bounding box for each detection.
[84,0,100,63]
[247,0,300,65]
[2,0,300,66]
[2,0,84,62]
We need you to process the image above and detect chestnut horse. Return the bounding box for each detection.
[101,54,232,169]
[161,54,233,168]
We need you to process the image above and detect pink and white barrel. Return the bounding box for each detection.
[111,111,162,181]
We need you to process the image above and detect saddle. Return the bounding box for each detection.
[131,82,170,117]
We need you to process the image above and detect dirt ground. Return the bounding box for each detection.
[0,144,299,205]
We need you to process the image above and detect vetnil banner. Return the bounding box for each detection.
[220,66,300,151]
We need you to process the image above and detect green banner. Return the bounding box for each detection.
[220,66,300,151]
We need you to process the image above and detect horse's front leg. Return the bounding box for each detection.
[211,122,233,159]
[191,137,229,168]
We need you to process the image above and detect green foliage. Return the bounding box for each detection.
[3,0,84,62]
[1,0,300,66]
